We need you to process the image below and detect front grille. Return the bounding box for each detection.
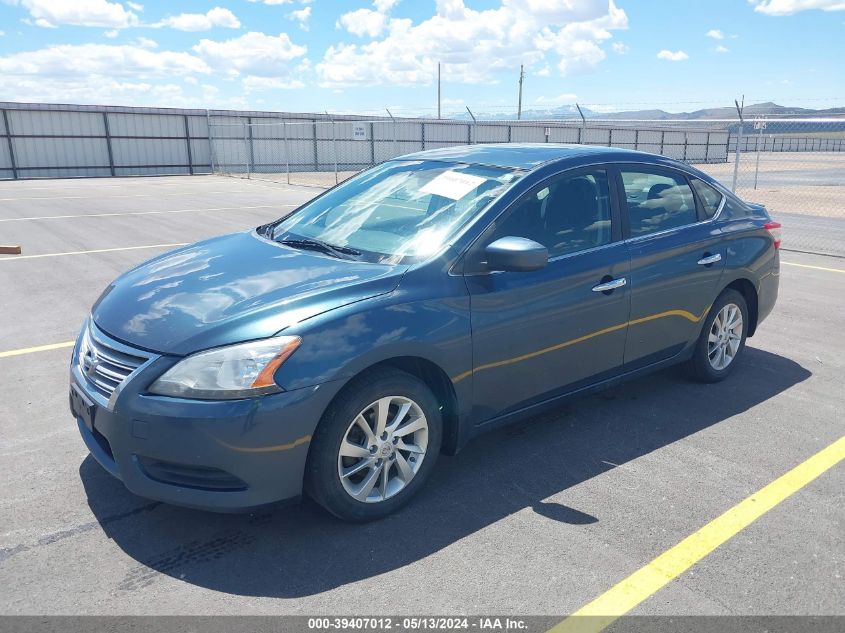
[78,323,149,400]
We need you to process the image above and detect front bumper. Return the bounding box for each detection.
[70,335,342,512]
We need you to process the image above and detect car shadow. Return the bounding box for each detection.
[80,346,809,597]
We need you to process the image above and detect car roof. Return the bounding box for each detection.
[397,143,658,171]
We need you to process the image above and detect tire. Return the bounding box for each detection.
[305,368,443,522]
[686,288,749,383]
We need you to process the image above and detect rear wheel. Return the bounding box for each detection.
[305,368,442,522]
[686,289,748,383]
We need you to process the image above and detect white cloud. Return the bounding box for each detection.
[126,2,143,11]
[374,0,400,11]
[337,0,401,38]
[246,0,297,5]
[338,8,390,37]
[16,0,140,28]
[134,36,157,48]
[192,31,307,78]
[749,0,845,15]
[715,45,729,53]
[705,29,724,39]
[154,7,241,32]
[0,42,209,77]
[104,29,119,37]
[534,92,578,106]
[320,0,628,86]
[242,75,305,91]
[612,41,629,54]
[289,6,311,30]
[0,42,212,105]
[656,49,689,61]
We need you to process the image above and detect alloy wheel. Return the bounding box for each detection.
[708,303,743,371]
[337,396,429,503]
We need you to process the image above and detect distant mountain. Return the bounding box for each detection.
[452,102,845,122]
[597,102,845,120]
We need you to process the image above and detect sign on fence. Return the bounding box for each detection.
[352,122,368,140]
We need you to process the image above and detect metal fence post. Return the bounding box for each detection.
[247,116,255,176]
[311,119,319,171]
[102,112,115,177]
[206,110,216,174]
[369,121,376,167]
[283,122,290,185]
[332,118,338,184]
[465,107,477,144]
[753,119,764,190]
[385,109,398,159]
[183,114,194,175]
[243,120,250,179]
[1,109,17,180]
[731,100,745,193]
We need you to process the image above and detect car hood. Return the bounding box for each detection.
[92,231,407,355]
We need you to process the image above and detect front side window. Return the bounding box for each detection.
[621,169,697,236]
[691,177,724,218]
[490,169,613,258]
[270,160,524,264]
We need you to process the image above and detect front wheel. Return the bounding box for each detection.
[305,368,442,522]
[686,289,749,383]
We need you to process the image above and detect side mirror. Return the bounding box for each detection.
[484,236,548,272]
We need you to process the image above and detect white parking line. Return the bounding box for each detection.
[0,189,300,201]
[0,243,188,261]
[0,204,295,222]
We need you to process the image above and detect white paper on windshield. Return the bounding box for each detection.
[420,171,486,200]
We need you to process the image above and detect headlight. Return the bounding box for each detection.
[149,336,301,400]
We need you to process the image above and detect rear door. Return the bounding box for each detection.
[615,164,726,369]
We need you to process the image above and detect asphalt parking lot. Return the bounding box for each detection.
[0,175,843,619]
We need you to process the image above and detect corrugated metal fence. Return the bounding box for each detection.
[1,102,735,181]
[0,102,212,179]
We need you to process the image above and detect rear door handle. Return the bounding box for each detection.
[592,278,627,293]
[697,253,722,266]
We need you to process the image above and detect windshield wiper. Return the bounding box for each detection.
[276,237,362,260]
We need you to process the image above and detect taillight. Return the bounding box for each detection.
[764,221,782,249]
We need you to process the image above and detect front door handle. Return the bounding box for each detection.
[697,253,722,266]
[592,277,627,293]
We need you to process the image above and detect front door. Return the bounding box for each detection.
[464,167,631,423]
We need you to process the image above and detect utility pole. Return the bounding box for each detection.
[517,64,524,120]
[437,62,441,119]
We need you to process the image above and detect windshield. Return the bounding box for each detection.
[270,160,525,264]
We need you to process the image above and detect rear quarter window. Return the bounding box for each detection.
[690,178,724,218]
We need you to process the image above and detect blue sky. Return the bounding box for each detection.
[0,0,843,116]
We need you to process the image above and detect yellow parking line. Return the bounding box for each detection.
[781,261,845,274]
[0,243,188,261]
[550,435,845,633]
[0,341,75,358]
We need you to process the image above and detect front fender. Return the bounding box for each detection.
[275,270,474,418]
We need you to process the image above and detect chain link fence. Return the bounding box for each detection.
[209,115,844,256]
[208,118,732,188]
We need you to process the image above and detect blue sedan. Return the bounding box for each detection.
[69,144,780,521]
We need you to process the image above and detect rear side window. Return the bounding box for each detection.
[621,169,697,237]
[691,178,724,218]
